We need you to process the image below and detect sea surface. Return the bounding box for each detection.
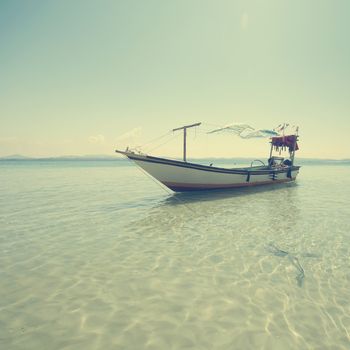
[1,160,349,350]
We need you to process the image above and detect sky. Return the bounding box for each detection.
[0,0,349,159]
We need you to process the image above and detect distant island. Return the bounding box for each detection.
[0,154,349,165]
[0,154,120,161]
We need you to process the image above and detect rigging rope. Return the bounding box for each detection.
[129,122,224,156]
[139,131,172,150]
[145,132,182,153]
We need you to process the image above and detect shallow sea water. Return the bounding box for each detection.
[0,160,350,349]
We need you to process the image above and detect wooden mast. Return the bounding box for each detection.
[290,136,298,166]
[173,122,201,162]
[269,140,274,161]
[290,127,299,166]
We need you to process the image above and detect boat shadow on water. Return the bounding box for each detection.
[163,181,298,205]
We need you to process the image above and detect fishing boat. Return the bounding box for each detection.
[116,122,300,192]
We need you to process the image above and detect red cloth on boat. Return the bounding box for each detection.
[271,135,299,151]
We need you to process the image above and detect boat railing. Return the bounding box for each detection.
[250,159,266,167]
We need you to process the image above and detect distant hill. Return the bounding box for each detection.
[0,154,121,161]
[0,154,32,160]
[297,158,350,165]
[0,154,349,165]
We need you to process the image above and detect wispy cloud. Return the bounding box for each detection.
[240,12,249,30]
[89,134,105,144]
[116,127,142,142]
[116,127,142,149]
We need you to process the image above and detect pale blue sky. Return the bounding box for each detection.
[1,0,349,158]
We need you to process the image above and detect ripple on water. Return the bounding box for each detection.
[1,163,350,349]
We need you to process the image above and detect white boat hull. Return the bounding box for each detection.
[117,151,300,192]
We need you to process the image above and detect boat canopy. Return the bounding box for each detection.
[271,135,299,152]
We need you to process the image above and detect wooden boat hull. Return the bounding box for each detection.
[117,151,300,192]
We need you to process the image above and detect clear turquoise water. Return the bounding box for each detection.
[1,160,350,349]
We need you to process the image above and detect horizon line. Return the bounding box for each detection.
[0,154,349,162]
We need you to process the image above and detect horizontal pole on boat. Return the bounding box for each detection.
[172,122,201,132]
